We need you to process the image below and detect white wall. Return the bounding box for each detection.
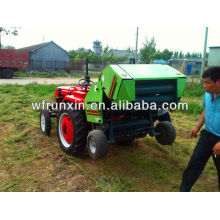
[208,48,220,66]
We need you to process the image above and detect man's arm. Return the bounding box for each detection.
[190,109,205,138]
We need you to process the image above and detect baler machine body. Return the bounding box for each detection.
[85,64,186,144]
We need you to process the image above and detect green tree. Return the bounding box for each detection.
[2,45,15,49]
[151,50,163,60]
[140,37,156,63]
[206,52,209,58]
[178,51,184,58]
[185,52,191,58]
[173,51,179,59]
[0,27,19,49]
[161,49,173,61]
[103,45,112,55]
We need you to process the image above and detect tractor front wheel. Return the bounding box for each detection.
[40,109,51,136]
[155,121,176,145]
[87,130,108,159]
[57,110,87,156]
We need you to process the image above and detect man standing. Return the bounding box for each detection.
[180,67,220,192]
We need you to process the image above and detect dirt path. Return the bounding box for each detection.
[0,77,98,85]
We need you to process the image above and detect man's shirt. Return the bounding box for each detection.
[203,92,220,137]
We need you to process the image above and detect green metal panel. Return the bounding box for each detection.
[116,79,135,103]
[100,65,125,101]
[117,64,185,80]
[177,77,187,98]
[100,65,117,99]
[85,82,103,124]
[111,65,132,79]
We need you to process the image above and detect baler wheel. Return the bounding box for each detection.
[155,121,176,145]
[87,130,108,159]
[40,109,51,136]
[57,110,87,156]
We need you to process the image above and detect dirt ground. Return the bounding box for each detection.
[0,77,98,85]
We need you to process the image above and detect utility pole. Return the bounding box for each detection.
[135,27,139,63]
[201,27,208,79]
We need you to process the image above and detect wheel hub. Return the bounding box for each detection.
[89,137,96,154]
[58,113,74,148]
[41,114,46,132]
[62,116,73,144]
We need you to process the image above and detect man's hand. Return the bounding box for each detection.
[213,142,220,155]
[190,128,200,138]
[190,109,205,138]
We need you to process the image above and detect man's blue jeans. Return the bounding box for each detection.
[180,129,220,192]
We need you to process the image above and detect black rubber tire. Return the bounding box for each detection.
[155,121,176,145]
[1,68,14,79]
[57,110,87,156]
[87,130,108,159]
[40,109,51,136]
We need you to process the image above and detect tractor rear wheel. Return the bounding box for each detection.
[57,110,87,156]
[87,130,108,159]
[40,109,51,136]
[155,121,176,145]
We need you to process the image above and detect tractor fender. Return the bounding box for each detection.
[63,95,85,109]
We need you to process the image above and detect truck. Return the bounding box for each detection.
[0,49,29,79]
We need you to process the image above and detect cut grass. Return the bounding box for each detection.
[0,84,218,191]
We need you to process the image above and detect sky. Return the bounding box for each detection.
[1,0,220,54]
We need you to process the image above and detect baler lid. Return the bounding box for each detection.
[113,64,185,80]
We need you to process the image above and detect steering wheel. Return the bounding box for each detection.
[78,79,93,88]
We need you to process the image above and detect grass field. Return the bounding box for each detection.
[14,71,101,78]
[0,82,218,192]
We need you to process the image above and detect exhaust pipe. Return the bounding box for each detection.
[85,56,90,81]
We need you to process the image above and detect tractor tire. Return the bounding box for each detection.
[40,109,51,136]
[1,68,14,79]
[155,121,176,145]
[57,110,87,156]
[87,130,108,159]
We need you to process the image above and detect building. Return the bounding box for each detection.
[169,58,207,75]
[208,46,220,66]
[18,41,70,70]
[111,49,134,57]
[77,48,92,52]
[111,49,139,63]
[93,40,102,55]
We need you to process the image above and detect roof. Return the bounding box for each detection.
[209,46,220,49]
[18,41,69,55]
[18,42,51,52]
[169,58,206,62]
[153,59,168,64]
[111,49,134,58]
[93,40,101,44]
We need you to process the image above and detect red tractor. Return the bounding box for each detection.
[40,57,96,157]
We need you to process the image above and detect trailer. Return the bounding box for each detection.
[0,49,29,79]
